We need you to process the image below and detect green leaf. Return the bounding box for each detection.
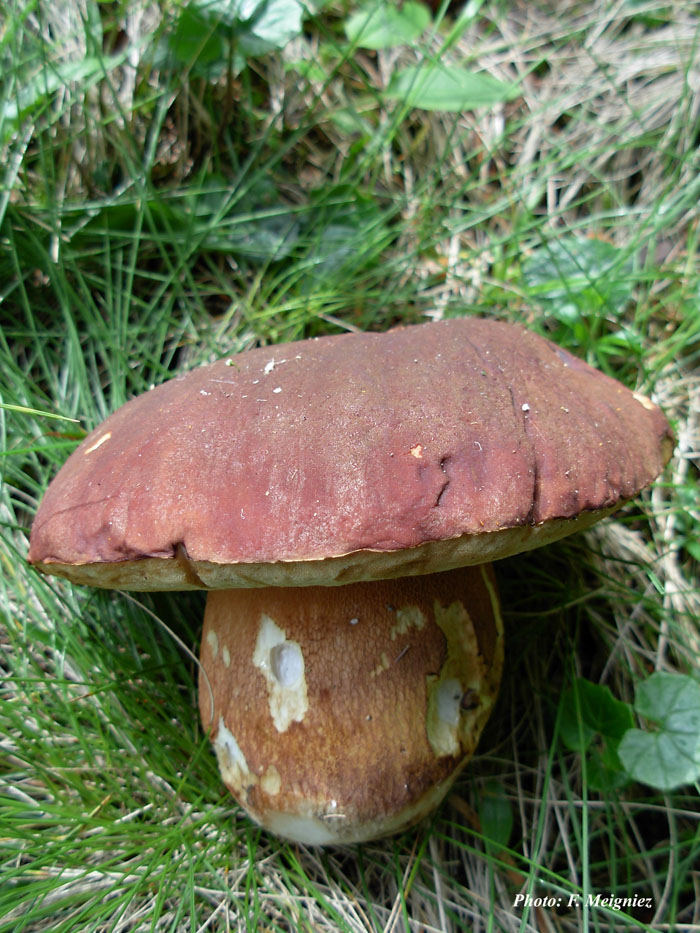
[521,236,635,324]
[163,0,305,75]
[196,0,304,41]
[235,0,306,56]
[586,744,630,792]
[384,63,518,112]
[618,673,700,791]
[558,679,635,791]
[166,4,227,71]
[477,779,512,851]
[345,2,431,50]
[183,177,301,260]
[302,188,383,269]
[69,178,301,263]
[559,679,634,752]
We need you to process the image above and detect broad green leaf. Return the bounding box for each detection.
[385,63,518,112]
[200,0,260,26]
[164,0,304,75]
[209,213,300,260]
[618,672,700,790]
[167,4,227,71]
[196,0,304,42]
[236,0,305,56]
[68,179,301,263]
[297,188,387,282]
[559,679,634,752]
[345,2,431,50]
[559,697,596,752]
[187,177,301,260]
[477,779,512,850]
[586,744,630,792]
[521,237,635,324]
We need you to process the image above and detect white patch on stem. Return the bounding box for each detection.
[206,629,218,659]
[253,614,308,732]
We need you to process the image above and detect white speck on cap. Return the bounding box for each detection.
[84,432,112,455]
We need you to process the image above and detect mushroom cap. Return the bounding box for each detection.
[28,318,673,590]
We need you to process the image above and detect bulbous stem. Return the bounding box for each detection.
[199,565,503,845]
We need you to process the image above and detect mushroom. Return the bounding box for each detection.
[28,318,673,844]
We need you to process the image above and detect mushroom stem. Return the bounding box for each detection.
[198,565,503,845]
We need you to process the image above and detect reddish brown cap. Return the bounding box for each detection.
[28,318,673,590]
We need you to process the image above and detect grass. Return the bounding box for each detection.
[1,0,699,929]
